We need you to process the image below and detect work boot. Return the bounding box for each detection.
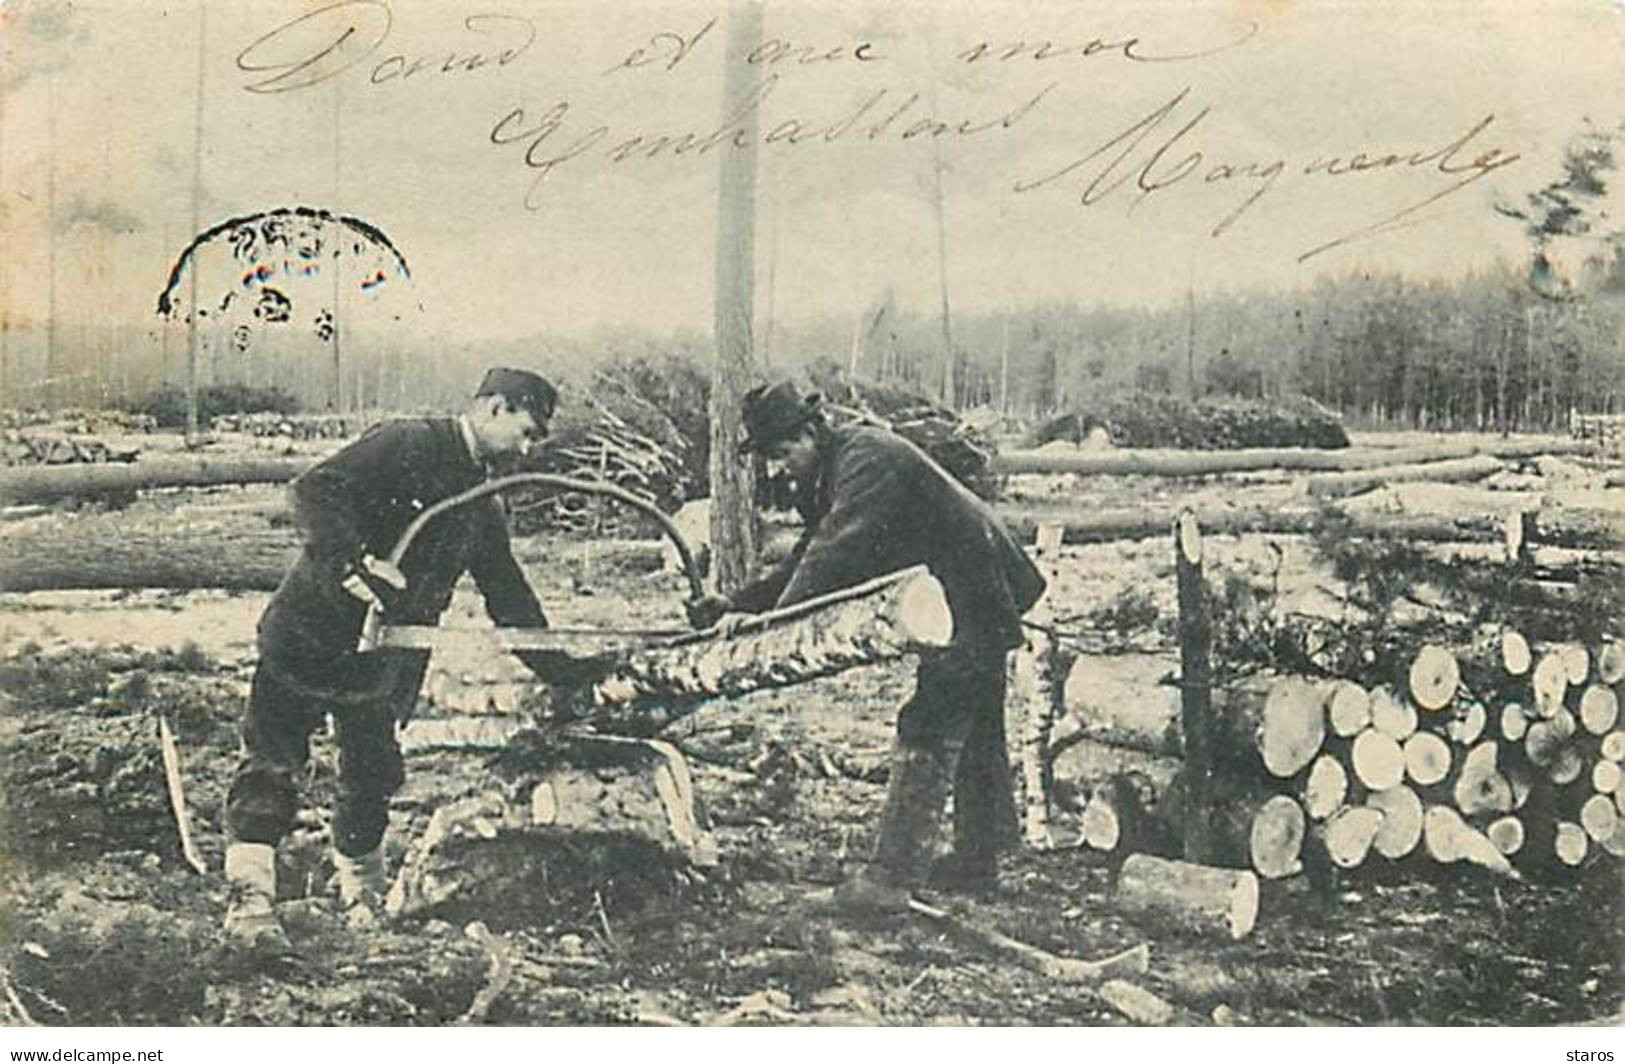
[836,739,956,915]
[224,842,296,958]
[333,847,388,929]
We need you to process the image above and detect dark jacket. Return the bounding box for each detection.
[732,424,1045,650]
[258,417,546,679]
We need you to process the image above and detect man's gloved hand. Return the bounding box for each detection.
[684,592,733,630]
[341,554,407,612]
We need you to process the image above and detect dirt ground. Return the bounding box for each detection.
[0,432,1621,1026]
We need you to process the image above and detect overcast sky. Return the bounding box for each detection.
[1,0,1622,346]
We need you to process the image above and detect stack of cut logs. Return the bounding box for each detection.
[1068,633,1624,880]
[209,412,355,439]
[1,433,141,466]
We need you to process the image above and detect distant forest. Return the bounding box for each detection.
[2,259,1621,435]
[5,121,1620,435]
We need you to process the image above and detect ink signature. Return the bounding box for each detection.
[1014,88,1522,260]
[236,0,535,94]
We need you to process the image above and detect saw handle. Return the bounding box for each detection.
[358,472,705,652]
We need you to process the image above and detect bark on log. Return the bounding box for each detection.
[0,455,311,505]
[577,566,951,730]
[400,717,527,755]
[991,439,1594,478]
[998,499,1620,549]
[0,517,297,591]
[1367,784,1424,859]
[1006,521,1064,849]
[1114,854,1259,941]
[1304,456,1504,500]
[1174,512,1215,863]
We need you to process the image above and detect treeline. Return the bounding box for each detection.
[819,264,1624,432]
[4,263,1620,434]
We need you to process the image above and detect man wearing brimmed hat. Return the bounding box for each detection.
[222,366,578,960]
[689,377,1047,911]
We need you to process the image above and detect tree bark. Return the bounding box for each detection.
[575,566,952,730]
[996,502,1621,549]
[0,516,296,591]
[0,455,309,505]
[1174,512,1214,862]
[1305,455,1504,500]
[707,1,763,597]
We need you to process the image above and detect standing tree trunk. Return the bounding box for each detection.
[708,1,764,596]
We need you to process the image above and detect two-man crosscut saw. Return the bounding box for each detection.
[356,471,705,663]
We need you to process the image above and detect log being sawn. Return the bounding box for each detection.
[375,565,954,735]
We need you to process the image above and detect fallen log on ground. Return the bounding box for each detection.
[0,517,297,591]
[1113,853,1259,940]
[0,455,311,505]
[1305,455,1505,499]
[996,502,1621,549]
[990,438,1594,478]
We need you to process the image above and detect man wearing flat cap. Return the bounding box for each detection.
[689,378,1047,911]
[222,366,569,957]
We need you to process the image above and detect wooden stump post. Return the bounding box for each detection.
[1005,521,1064,849]
[1174,511,1215,863]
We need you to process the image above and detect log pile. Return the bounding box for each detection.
[1057,633,1625,881]
[2,433,142,467]
[209,412,355,439]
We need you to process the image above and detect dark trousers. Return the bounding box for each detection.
[225,653,423,858]
[893,639,1019,866]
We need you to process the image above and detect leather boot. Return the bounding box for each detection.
[836,739,956,914]
[224,842,295,956]
[333,848,388,929]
